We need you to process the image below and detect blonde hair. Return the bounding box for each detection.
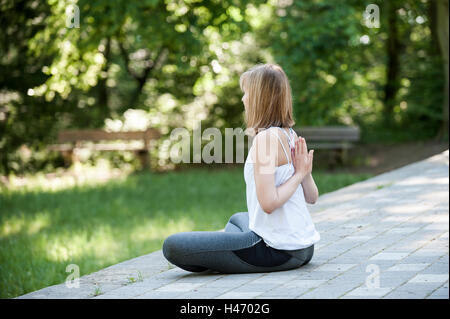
[240,63,295,135]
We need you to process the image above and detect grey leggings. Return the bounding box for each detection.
[162,212,314,274]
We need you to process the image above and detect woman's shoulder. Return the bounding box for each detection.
[250,127,285,168]
[253,127,280,138]
[252,127,280,147]
[253,127,298,145]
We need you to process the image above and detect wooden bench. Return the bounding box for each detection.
[292,126,360,165]
[49,128,160,170]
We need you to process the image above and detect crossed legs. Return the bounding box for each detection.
[162,212,314,274]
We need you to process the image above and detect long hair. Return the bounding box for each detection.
[239,63,295,136]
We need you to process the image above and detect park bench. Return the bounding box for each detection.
[49,128,160,170]
[292,126,360,165]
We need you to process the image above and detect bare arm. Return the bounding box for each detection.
[252,130,305,214]
[301,172,319,204]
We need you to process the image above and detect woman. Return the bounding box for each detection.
[162,63,320,273]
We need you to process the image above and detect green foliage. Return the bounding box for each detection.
[0,0,68,175]
[93,285,103,296]
[267,2,363,126]
[0,0,447,173]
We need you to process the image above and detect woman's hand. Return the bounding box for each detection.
[291,136,314,183]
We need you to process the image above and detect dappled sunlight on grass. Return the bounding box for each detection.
[45,225,122,262]
[1,160,132,193]
[0,215,25,237]
[26,213,51,236]
[0,167,373,298]
[0,212,51,237]
[130,217,196,242]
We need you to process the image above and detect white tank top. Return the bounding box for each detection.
[244,126,320,250]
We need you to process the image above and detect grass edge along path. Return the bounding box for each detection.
[0,167,372,298]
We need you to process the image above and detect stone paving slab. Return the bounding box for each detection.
[17,150,449,299]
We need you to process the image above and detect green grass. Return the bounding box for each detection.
[0,167,372,298]
[93,285,103,297]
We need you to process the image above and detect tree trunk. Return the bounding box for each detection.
[97,37,111,119]
[383,0,401,127]
[437,0,449,140]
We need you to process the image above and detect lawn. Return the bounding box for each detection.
[0,167,372,298]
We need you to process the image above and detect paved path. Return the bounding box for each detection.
[18,150,449,299]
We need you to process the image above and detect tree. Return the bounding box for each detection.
[383,0,402,127]
[0,0,64,175]
[256,1,364,126]
[29,0,261,113]
[436,0,449,139]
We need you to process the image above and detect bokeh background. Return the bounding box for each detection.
[0,0,448,298]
